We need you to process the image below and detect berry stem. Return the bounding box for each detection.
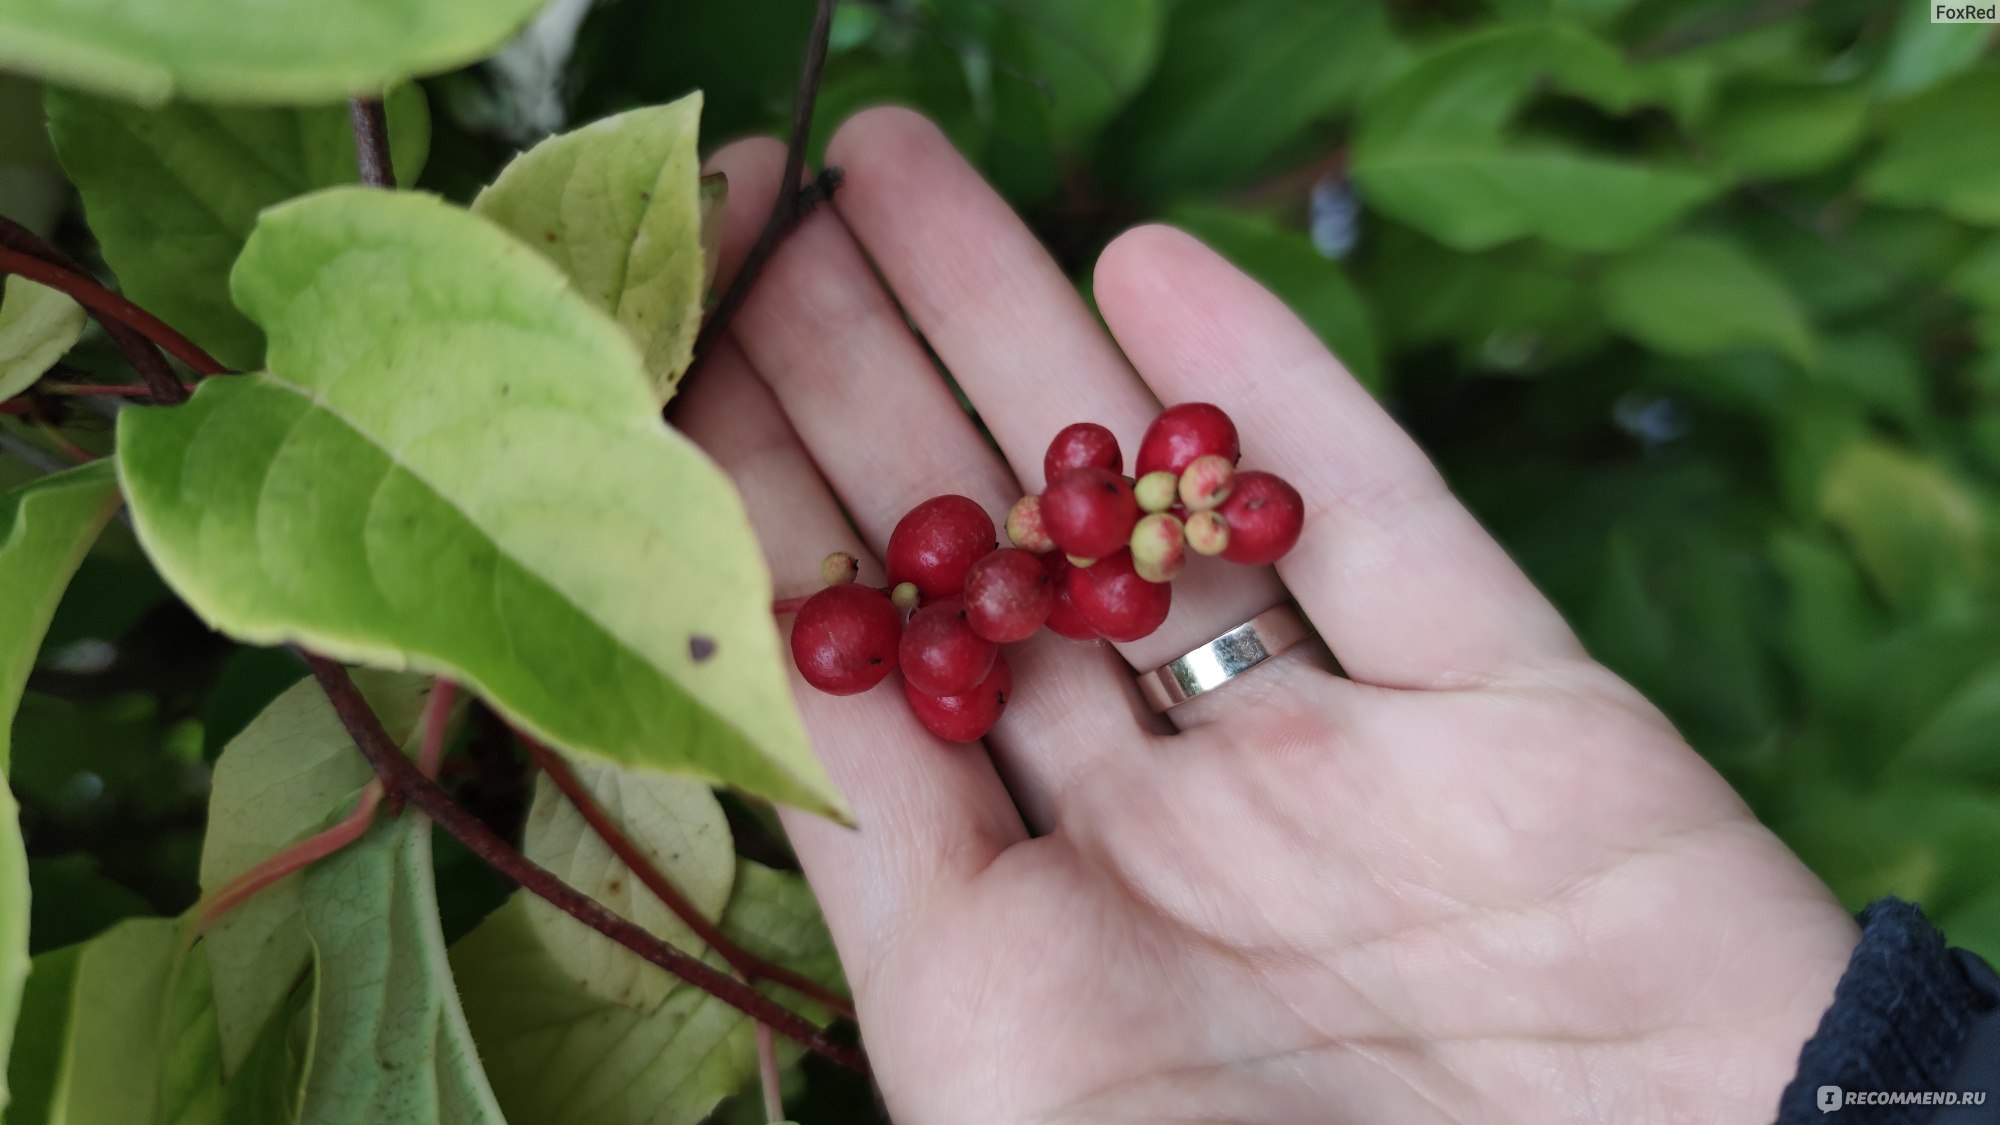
[775,584,890,616]
[186,779,386,939]
[305,655,868,1074]
[518,731,857,1020]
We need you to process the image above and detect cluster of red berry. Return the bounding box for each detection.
[787,403,1304,743]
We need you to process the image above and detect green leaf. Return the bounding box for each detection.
[198,672,433,1076]
[1819,329,1929,427]
[1781,781,2000,916]
[296,813,503,1124]
[3,943,78,1124]
[0,278,84,402]
[1701,81,1868,178]
[1818,439,1988,613]
[1353,22,1721,251]
[452,863,842,1125]
[1875,3,1993,99]
[1097,0,1402,197]
[991,0,1164,146]
[1864,68,2000,225]
[1165,204,1382,389]
[1895,661,2000,784]
[0,785,24,1118]
[569,0,815,146]
[1365,223,1604,369]
[115,188,840,817]
[0,460,120,773]
[37,916,182,1123]
[1953,237,2000,311]
[0,0,543,105]
[1599,235,1816,366]
[521,758,734,1011]
[45,85,430,372]
[474,96,707,404]
[20,915,309,1125]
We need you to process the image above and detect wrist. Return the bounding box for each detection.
[1774,899,2000,1123]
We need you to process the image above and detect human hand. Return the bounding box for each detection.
[675,108,1860,1125]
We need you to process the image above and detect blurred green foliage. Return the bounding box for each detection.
[5,0,1998,1118]
[581,0,2000,959]
[610,0,2000,964]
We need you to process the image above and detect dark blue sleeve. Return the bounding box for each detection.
[1776,899,2000,1124]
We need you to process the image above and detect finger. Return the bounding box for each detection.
[704,136,1152,826]
[673,340,1025,965]
[824,107,1287,678]
[1093,225,1588,690]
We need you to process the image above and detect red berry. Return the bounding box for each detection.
[1135,403,1239,478]
[962,549,1054,643]
[789,585,901,695]
[887,495,996,599]
[1217,471,1305,565]
[1040,467,1139,560]
[904,654,1012,743]
[1066,550,1172,642]
[1040,554,1098,640]
[1043,422,1121,485]
[899,599,998,696]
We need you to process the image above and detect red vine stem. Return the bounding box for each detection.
[348,97,396,190]
[0,217,197,402]
[0,242,220,382]
[757,1018,784,1121]
[187,780,386,939]
[417,678,458,780]
[518,733,856,1020]
[304,655,867,1074]
[41,383,155,397]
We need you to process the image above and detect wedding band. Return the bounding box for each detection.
[1137,603,1314,712]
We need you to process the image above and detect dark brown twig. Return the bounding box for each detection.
[1632,0,1818,60]
[348,98,396,189]
[0,217,198,401]
[304,656,867,1074]
[519,733,856,1020]
[684,0,839,384]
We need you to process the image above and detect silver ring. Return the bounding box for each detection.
[1137,603,1314,712]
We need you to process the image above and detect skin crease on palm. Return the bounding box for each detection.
[672,108,1863,1125]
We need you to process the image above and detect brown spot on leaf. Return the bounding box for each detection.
[689,635,717,662]
[543,231,558,242]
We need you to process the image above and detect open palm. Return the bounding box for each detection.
[675,109,1859,1124]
